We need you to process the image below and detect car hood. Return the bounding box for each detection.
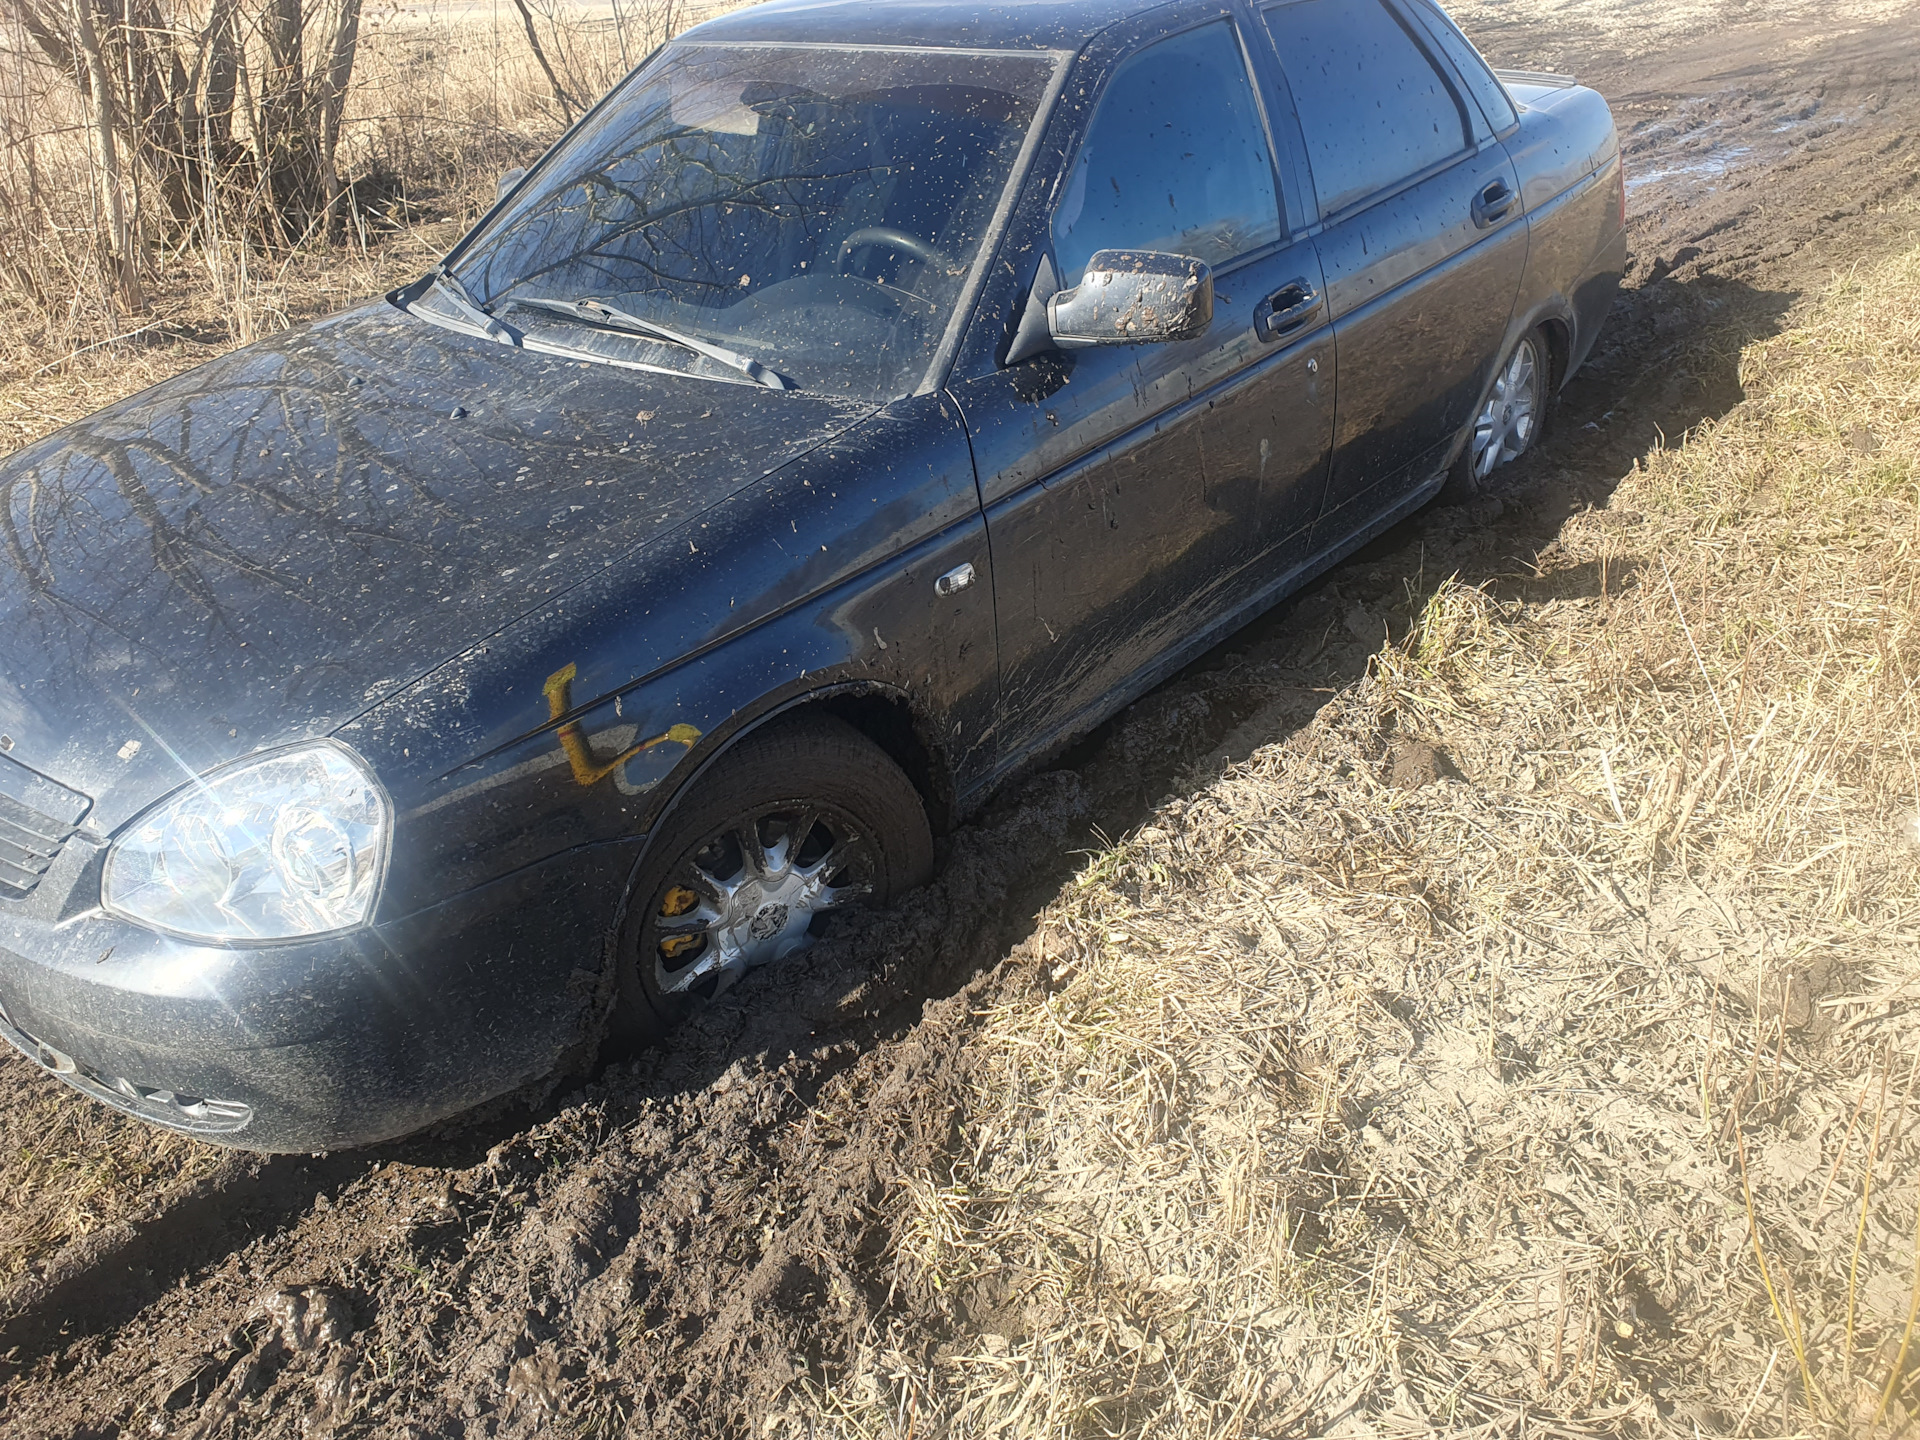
[0,300,873,830]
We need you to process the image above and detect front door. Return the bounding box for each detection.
[1260,0,1528,549]
[947,10,1335,774]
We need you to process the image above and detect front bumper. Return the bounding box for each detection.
[0,835,640,1152]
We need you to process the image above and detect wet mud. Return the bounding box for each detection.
[5,5,1920,1436]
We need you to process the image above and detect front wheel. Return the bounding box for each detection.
[1443,326,1550,503]
[609,713,934,1040]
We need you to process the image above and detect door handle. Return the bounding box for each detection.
[1472,179,1518,228]
[1254,278,1322,342]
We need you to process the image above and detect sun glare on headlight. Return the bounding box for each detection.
[102,742,391,943]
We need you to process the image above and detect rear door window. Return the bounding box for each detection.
[1050,21,1283,287]
[1263,0,1472,217]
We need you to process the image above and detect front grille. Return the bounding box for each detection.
[0,758,90,901]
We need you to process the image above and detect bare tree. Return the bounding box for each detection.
[312,0,361,236]
[4,0,369,268]
[66,0,143,310]
[510,0,579,125]
[202,0,239,151]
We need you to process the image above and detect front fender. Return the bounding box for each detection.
[341,392,995,923]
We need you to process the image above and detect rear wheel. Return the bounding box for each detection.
[1443,326,1550,502]
[609,714,933,1040]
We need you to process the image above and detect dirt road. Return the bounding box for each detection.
[4,4,1920,1436]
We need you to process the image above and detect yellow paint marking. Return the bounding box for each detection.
[543,663,703,788]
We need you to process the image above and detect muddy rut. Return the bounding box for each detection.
[5,5,1920,1436]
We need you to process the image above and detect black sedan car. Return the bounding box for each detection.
[0,0,1624,1150]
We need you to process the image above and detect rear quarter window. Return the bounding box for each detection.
[1264,0,1472,216]
[1405,0,1519,133]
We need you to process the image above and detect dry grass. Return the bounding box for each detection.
[0,1062,227,1284]
[805,251,1920,1436]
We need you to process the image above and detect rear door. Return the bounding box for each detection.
[1259,0,1528,549]
[946,5,1336,774]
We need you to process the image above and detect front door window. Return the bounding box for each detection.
[1050,21,1283,286]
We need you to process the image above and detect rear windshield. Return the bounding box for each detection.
[448,43,1061,401]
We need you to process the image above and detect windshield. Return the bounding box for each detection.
[442,42,1061,401]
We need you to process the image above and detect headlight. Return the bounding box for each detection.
[103,742,391,943]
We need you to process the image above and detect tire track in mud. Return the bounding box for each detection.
[6,7,1920,1437]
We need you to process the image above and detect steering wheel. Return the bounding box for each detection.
[836,226,947,276]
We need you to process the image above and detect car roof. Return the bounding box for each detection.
[683,0,1172,54]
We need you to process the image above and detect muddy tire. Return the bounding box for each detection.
[609,713,933,1041]
[1441,325,1552,504]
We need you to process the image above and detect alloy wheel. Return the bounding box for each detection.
[648,805,874,999]
[1471,336,1542,479]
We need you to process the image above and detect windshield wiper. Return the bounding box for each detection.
[417,267,518,345]
[507,295,794,390]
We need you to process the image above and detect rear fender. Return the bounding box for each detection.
[1504,79,1625,390]
[1434,292,1576,478]
[1508,296,1580,392]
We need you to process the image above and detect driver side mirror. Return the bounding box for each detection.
[1050,250,1212,347]
[1003,250,1213,366]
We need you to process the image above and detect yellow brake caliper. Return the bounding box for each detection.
[659,885,702,959]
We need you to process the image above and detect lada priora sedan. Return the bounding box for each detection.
[0,0,1625,1150]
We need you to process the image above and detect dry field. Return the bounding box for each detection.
[1448,0,1915,61]
[4,1,1920,1437]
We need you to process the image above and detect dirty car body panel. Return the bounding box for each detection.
[0,0,1623,1150]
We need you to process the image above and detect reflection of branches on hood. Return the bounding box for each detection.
[212,344,614,536]
[1,564,159,679]
[120,434,440,562]
[0,470,55,596]
[132,356,476,547]
[258,378,473,537]
[307,410,465,528]
[75,438,232,627]
[62,431,406,641]
[0,461,160,667]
